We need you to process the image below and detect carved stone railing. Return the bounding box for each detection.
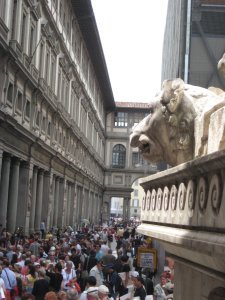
[140,148,225,231]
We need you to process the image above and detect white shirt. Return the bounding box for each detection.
[0,278,5,299]
[62,269,77,289]
[89,266,104,287]
[80,291,88,300]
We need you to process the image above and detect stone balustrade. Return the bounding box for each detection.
[140,148,225,230]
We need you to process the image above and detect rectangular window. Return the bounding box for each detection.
[20,12,26,50]
[7,83,14,105]
[25,99,31,119]
[59,1,63,19]
[16,91,23,112]
[47,122,51,136]
[132,152,145,166]
[65,83,69,111]
[57,70,61,99]
[39,43,44,76]
[133,199,139,207]
[51,55,56,91]
[29,24,35,57]
[114,112,128,127]
[0,0,6,21]
[132,153,138,166]
[42,116,46,133]
[36,111,40,127]
[45,51,50,83]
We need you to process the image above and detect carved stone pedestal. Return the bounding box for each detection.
[138,149,225,299]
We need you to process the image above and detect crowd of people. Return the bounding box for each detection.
[0,222,174,300]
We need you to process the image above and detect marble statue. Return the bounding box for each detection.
[130,78,225,166]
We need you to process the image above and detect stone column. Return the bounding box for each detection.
[65,183,70,226]
[29,167,38,232]
[16,162,30,229]
[57,178,64,228]
[41,172,50,225]
[0,155,11,227]
[0,149,3,185]
[123,197,130,220]
[126,197,131,220]
[92,193,97,225]
[34,169,44,231]
[87,190,92,221]
[53,177,60,228]
[7,158,20,232]
[47,173,55,230]
[73,184,78,227]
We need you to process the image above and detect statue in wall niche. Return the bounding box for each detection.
[130,78,225,166]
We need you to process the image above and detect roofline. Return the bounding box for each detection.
[72,0,115,111]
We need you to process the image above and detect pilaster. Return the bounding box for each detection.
[53,177,60,228]
[0,155,11,227]
[34,169,44,231]
[29,166,38,233]
[7,158,20,232]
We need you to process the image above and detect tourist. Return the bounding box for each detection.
[46,262,63,293]
[32,269,49,300]
[80,276,97,300]
[86,287,99,300]
[89,260,104,287]
[1,260,17,300]
[66,289,79,300]
[98,284,114,300]
[0,266,6,300]
[131,271,147,300]
[154,273,167,300]
[61,261,76,291]
[24,265,37,293]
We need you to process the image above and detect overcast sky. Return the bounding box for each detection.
[91,0,168,103]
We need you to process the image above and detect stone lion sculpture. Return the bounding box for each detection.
[130,78,225,166]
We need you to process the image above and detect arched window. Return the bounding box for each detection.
[112,144,126,168]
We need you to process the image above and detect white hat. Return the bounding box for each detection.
[86,287,98,294]
[164,266,171,273]
[76,244,81,250]
[98,285,109,294]
[130,271,139,278]
[50,246,56,251]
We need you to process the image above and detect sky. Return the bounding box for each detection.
[91,0,169,103]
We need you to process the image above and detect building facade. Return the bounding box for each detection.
[0,0,162,233]
[162,0,225,90]
[0,0,115,234]
[137,0,225,297]
[103,102,165,222]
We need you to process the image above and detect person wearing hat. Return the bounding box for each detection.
[104,264,126,299]
[86,286,99,300]
[98,284,114,300]
[80,276,97,300]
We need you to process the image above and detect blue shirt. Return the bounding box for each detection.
[1,268,17,290]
